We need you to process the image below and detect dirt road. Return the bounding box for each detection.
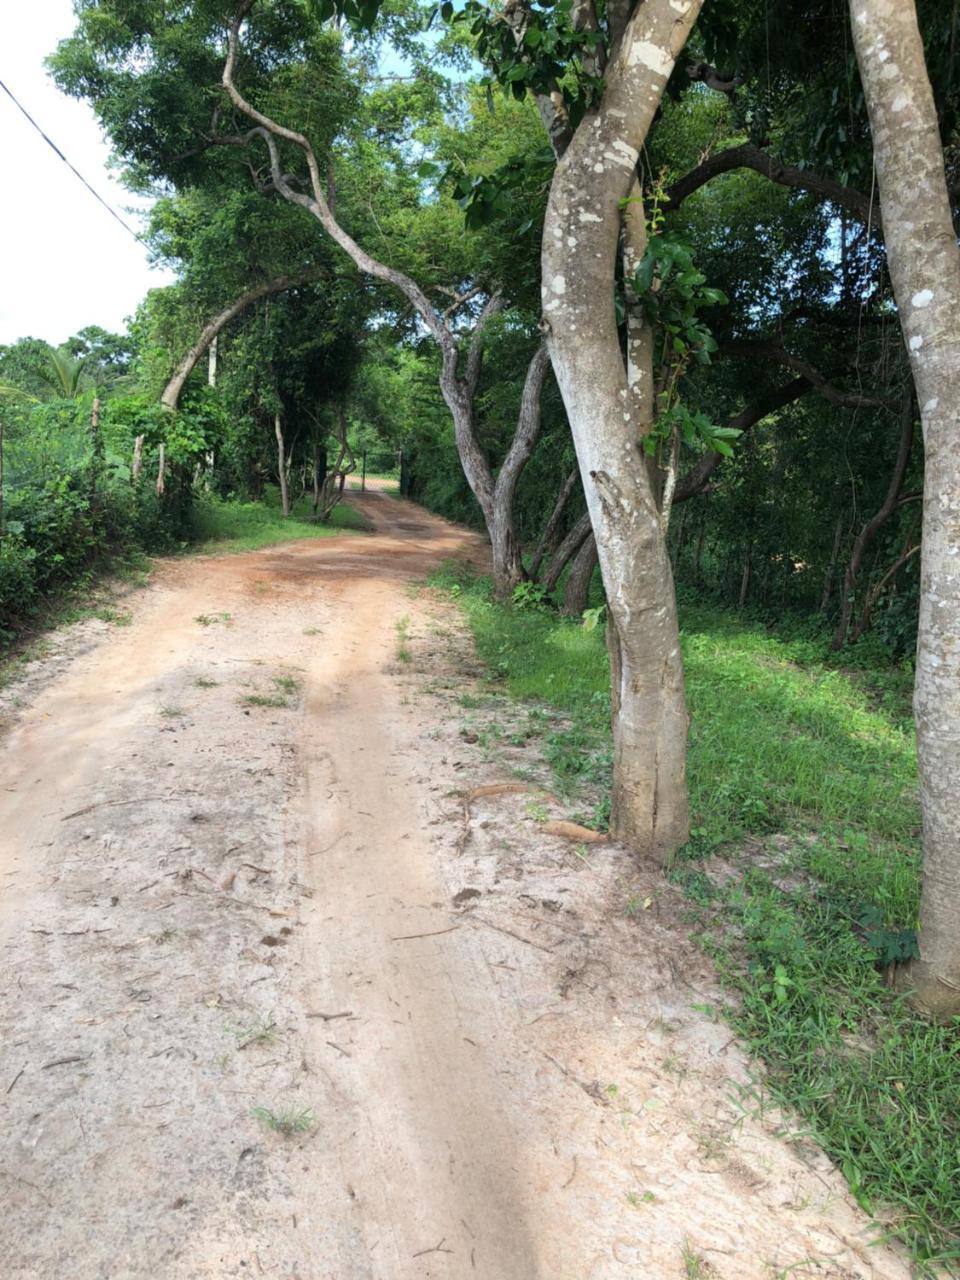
[0,494,910,1279]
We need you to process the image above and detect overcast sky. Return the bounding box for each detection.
[0,2,175,347]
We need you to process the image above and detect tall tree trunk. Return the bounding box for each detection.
[738,552,752,609]
[561,534,600,617]
[156,443,166,498]
[541,0,703,859]
[832,390,915,647]
[274,413,290,517]
[529,466,580,581]
[670,503,687,573]
[131,434,144,483]
[221,32,549,601]
[693,512,707,585]
[488,344,552,599]
[89,396,103,508]
[852,0,960,1016]
[820,512,845,612]
[849,539,921,644]
[543,511,592,593]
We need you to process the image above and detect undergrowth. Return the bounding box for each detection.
[430,561,959,1272]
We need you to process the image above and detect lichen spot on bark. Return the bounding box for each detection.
[912,290,934,308]
[910,335,924,351]
[550,275,567,296]
[626,40,673,77]
[924,398,939,413]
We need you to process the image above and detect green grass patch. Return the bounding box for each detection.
[189,487,370,555]
[430,562,959,1269]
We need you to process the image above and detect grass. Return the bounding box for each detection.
[394,614,413,663]
[241,692,290,709]
[241,673,302,710]
[430,561,960,1272]
[189,487,370,555]
[681,1240,714,1279]
[230,1016,277,1049]
[252,1105,314,1137]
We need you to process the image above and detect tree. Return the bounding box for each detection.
[851,0,960,1017]
[52,3,557,599]
[525,0,705,857]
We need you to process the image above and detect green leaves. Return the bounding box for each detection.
[452,0,605,118]
[644,404,742,458]
[634,230,729,368]
[447,147,554,232]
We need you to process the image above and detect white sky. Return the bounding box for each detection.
[0,2,175,347]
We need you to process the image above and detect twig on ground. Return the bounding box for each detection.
[470,916,557,953]
[391,925,460,941]
[60,796,169,821]
[413,1239,453,1259]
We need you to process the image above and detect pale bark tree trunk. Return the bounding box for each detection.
[274,413,291,517]
[220,21,549,601]
[541,0,704,859]
[488,343,552,598]
[852,0,960,1015]
[562,534,600,617]
[131,433,144,483]
[89,396,103,507]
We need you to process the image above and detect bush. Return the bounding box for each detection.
[0,396,192,644]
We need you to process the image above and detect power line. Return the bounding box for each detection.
[0,75,143,244]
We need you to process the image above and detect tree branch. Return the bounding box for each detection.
[674,376,811,503]
[663,142,880,230]
[160,270,325,412]
[530,466,580,579]
[494,342,551,507]
[720,339,895,409]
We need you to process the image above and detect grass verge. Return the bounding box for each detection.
[429,561,959,1272]
[188,488,370,554]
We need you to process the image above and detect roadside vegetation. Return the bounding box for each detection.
[431,563,957,1270]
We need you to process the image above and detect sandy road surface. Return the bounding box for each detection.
[0,493,910,1279]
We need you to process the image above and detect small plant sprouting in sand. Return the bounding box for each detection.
[194,676,219,689]
[272,674,301,695]
[195,612,232,627]
[681,1240,715,1279]
[252,1105,314,1137]
[158,705,185,719]
[230,1016,277,1050]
